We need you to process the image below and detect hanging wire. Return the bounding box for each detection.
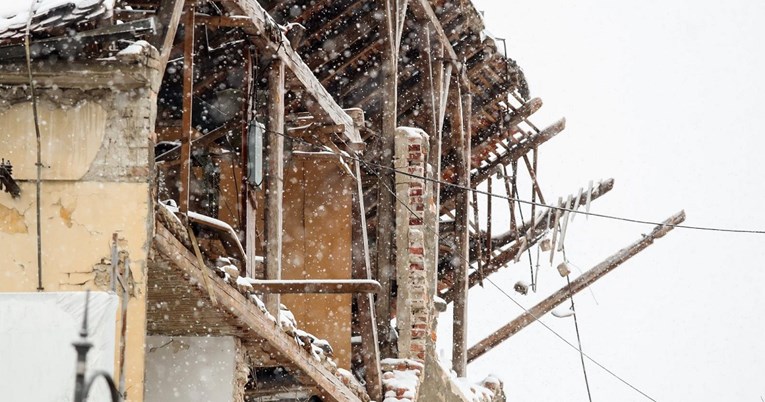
[262,128,765,235]
[355,135,642,401]
[486,277,657,402]
[509,161,536,287]
[566,274,594,402]
[560,243,593,402]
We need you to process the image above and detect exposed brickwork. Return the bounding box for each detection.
[395,127,435,365]
[381,358,424,402]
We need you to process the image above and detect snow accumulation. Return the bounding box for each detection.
[0,0,114,39]
[381,358,424,402]
[399,126,429,142]
[116,39,149,56]
[156,201,370,400]
[454,378,496,402]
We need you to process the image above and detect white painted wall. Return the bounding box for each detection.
[144,336,237,402]
[0,292,118,402]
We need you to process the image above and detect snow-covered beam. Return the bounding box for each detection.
[151,223,364,402]
[245,279,381,294]
[467,210,686,363]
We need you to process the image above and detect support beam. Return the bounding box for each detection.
[221,0,362,145]
[352,160,383,402]
[178,7,194,213]
[440,179,616,303]
[264,60,285,319]
[467,210,686,363]
[451,81,470,377]
[150,0,185,73]
[374,0,399,359]
[246,279,381,294]
[409,0,467,88]
[470,117,566,186]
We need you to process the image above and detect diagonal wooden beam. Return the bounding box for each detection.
[467,210,686,363]
[439,179,616,303]
[150,0,185,75]
[470,117,565,186]
[218,0,362,146]
[351,160,383,401]
[152,224,363,402]
[491,179,615,250]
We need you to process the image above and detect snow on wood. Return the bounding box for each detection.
[552,307,575,318]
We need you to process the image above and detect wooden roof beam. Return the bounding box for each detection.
[409,0,470,88]
[151,223,364,402]
[467,210,686,363]
[218,0,363,146]
[246,279,382,294]
[470,116,563,185]
[491,179,615,250]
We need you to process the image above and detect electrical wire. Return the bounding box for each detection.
[264,128,765,235]
[486,277,657,401]
[358,141,656,402]
[567,274,593,402]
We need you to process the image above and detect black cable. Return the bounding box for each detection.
[510,161,535,286]
[567,274,594,402]
[264,128,765,235]
[486,277,657,402]
[291,131,647,401]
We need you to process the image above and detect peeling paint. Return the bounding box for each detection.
[0,203,27,234]
[54,198,76,228]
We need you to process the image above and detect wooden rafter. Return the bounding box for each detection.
[467,211,686,363]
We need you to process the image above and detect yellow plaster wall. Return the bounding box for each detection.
[0,100,107,180]
[281,158,354,369]
[0,181,150,400]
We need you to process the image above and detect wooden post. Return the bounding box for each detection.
[466,211,686,363]
[374,0,399,358]
[451,79,470,377]
[178,7,194,214]
[486,176,493,265]
[352,160,383,401]
[421,28,442,299]
[264,59,285,319]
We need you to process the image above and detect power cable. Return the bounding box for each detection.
[486,277,657,402]
[263,128,765,235]
[351,136,640,401]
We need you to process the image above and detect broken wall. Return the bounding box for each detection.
[0,44,161,401]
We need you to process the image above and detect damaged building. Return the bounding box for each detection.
[0,0,684,401]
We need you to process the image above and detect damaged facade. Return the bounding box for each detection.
[0,0,685,401]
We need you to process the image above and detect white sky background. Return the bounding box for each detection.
[436,1,765,400]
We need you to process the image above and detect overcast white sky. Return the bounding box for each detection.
[437,1,765,400]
